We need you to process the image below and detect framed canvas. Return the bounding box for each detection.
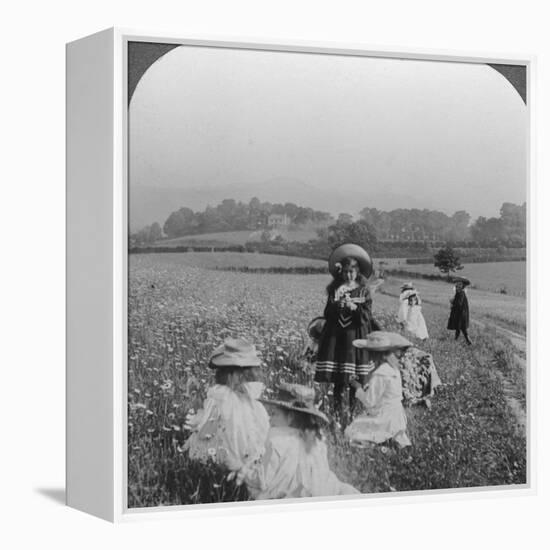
[66,28,534,522]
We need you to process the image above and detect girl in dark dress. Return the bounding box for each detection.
[447,279,472,344]
[315,249,380,420]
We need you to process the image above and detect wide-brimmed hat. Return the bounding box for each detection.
[307,316,326,341]
[400,281,415,291]
[209,338,262,368]
[260,382,328,423]
[353,331,413,352]
[452,276,470,287]
[401,289,418,300]
[328,244,373,278]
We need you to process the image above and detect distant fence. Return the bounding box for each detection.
[130,245,248,254]
[405,256,526,265]
[212,266,328,275]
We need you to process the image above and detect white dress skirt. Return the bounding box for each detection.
[405,304,429,340]
[244,426,359,500]
[397,291,410,324]
[345,362,411,447]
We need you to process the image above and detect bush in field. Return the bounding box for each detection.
[434,246,464,277]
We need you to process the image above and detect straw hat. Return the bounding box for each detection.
[209,338,262,368]
[401,289,418,300]
[452,276,471,287]
[261,382,328,423]
[400,282,415,291]
[352,331,413,352]
[307,316,326,341]
[328,244,373,278]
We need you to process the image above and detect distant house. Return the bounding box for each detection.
[268,213,290,228]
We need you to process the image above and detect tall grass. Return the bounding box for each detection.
[128,255,526,508]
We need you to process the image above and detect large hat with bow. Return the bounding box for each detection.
[261,382,328,423]
[328,243,373,278]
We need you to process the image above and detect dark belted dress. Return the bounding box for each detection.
[315,285,380,385]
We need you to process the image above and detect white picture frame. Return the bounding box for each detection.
[66,27,535,522]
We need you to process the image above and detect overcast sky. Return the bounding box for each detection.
[129,46,526,220]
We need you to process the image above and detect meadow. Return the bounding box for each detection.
[153,228,319,247]
[128,253,526,507]
[381,260,526,297]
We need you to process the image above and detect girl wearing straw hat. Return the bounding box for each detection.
[345,332,413,448]
[315,244,380,421]
[403,289,429,341]
[184,338,270,473]
[235,382,359,499]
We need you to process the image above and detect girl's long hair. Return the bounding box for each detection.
[367,349,391,367]
[213,366,261,394]
[326,256,369,295]
[288,410,323,453]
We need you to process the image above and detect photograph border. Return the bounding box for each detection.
[117,28,535,522]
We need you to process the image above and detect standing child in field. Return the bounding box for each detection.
[236,382,359,500]
[315,244,380,420]
[345,332,413,448]
[397,282,415,328]
[184,338,270,473]
[447,277,472,345]
[404,290,429,340]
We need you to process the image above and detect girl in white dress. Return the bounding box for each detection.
[397,282,415,328]
[404,291,429,340]
[345,332,413,448]
[236,383,359,500]
[184,338,270,473]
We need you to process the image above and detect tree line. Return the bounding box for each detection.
[131,198,526,248]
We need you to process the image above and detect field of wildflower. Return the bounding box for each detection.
[128,252,527,508]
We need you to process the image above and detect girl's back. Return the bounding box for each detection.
[249,426,357,499]
[185,384,269,471]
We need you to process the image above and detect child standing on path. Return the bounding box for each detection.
[184,338,270,473]
[345,332,413,448]
[447,277,472,345]
[236,382,359,500]
[315,244,380,421]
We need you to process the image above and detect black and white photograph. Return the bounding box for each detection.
[127,42,527,508]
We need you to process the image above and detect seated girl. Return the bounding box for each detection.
[184,338,270,473]
[237,382,359,500]
[345,332,413,448]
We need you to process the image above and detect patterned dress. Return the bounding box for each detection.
[315,283,379,385]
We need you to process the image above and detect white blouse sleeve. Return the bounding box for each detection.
[355,375,387,412]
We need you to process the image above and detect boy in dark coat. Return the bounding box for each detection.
[447,279,472,344]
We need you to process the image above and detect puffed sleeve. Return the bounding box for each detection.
[355,374,386,413]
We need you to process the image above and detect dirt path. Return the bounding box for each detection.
[379,281,527,433]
